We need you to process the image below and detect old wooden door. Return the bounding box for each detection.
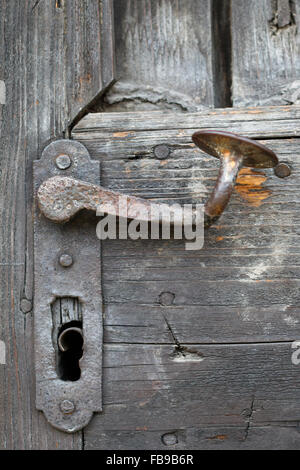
[2,0,300,450]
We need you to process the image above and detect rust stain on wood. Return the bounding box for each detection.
[235,168,271,207]
[206,434,228,441]
[80,73,92,84]
[77,74,93,103]
[113,131,131,138]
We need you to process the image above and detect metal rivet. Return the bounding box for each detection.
[274,162,291,178]
[56,154,72,170]
[20,298,32,314]
[59,253,73,267]
[162,433,178,446]
[154,144,170,160]
[60,400,75,415]
[159,292,175,306]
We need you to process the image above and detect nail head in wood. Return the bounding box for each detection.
[20,298,32,314]
[154,144,170,160]
[159,292,175,306]
[274,162,291,178]
[162,432,178,446]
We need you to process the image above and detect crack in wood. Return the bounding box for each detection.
[31,0,42,11]
[269,0,296,34]
[243,396,255,441]
[161,312,204,362]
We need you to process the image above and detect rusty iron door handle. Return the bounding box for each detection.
[37,131,278,228]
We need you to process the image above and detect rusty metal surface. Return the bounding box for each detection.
[192,130,278,168]
[37,132,278,230]
[33,140,102,433]
[192,130,279,226]
[37,175,192,225]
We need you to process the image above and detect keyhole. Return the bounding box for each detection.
[57,321,83,381]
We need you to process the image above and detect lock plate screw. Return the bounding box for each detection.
[60,400,75,415]
[56,154,72,170]
[59,253,73,267]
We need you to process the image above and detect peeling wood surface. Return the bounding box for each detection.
[73,107,300,449]
[0,0,114,450]
[235,168,271,207]
[106,0,300,112]
[74,105,300,139]
[104,0,216,111]
[231,0,300,106]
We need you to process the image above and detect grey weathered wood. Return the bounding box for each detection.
[1,0,300,450]
[231,0,300,106]
[85,425,300,450]
[0,0,114,450]
[74,105,300,141]
[103,302,300,345]
[73,107,300,449]
[83,342,300,449]
[105,0,215,111]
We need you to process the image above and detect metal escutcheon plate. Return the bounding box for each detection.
[33,140,102,433]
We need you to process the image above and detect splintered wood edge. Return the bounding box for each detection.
[72,105,300,139]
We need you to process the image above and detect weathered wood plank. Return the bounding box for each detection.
[105,0,215,111]
[84,343,300,449]
[0,0,114,450]
[64,0,115,128]
[73,108,300,448]
[72,112,300,345]
[231,0,300,106]
[104,303,300,345]
[85,425,300,450]
[73,105,300,143]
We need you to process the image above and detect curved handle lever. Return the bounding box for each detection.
[37,131,278,228]
[37,175,190,226]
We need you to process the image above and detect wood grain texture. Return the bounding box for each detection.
[74,105,300,139]
[0,0,114,450]
[231,0,300,106]
[73,107,300,449]
[84,342,300,449]
[105,0,215,111]
[85,424,300,450]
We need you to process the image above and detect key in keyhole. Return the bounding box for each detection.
[57,321,83,381]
